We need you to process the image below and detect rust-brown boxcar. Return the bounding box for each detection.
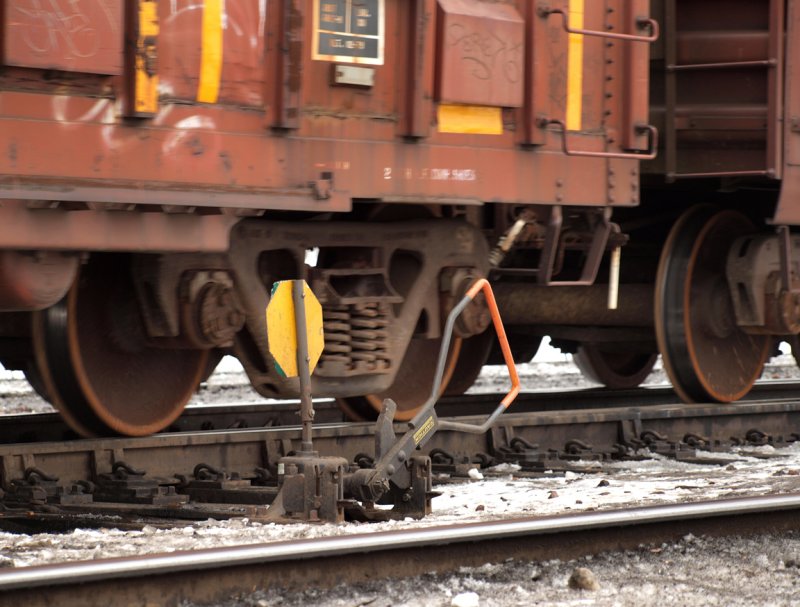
[0,0,793,437]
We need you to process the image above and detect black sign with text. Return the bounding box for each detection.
[315,0,383,63]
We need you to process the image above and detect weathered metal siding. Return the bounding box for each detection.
[157,0,267,107]
[777,0,800,224]
[647,0,783,181]
[0,0,653,251]
[2,0,124,74]
[435,0,525,108]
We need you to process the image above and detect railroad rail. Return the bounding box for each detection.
[5,380,800,445]
[3,387,800,529]
[1,494,799,607]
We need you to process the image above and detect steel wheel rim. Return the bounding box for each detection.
[573,344,657,390]
[655,208,769,402]
[32,257,208,437]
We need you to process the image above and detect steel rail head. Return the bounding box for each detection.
[3,494,800,593]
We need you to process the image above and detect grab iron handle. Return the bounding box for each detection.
[539,7,659,43]
[547,120,659,160]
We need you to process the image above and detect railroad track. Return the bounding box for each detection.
[4,379,800,444]
[1,494,799,607]
[2,384,800,529]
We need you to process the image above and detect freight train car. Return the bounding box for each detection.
[0,0,792,437]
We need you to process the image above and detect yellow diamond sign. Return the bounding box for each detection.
[266,280,325,377]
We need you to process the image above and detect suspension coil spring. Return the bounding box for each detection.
[319,302,391,375]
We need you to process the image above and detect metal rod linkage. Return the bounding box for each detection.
[292,280,315,453]
[414,279,520,435]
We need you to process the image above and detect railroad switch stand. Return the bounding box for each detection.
[264,278,518,523]
[343,398,436,522]
[265,279,434,523]
[265,398,436,523]
[264,280,348,522]
[265,455,350,522]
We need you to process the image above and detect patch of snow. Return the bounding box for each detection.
[467,468,484,481]
[451,592,480,607]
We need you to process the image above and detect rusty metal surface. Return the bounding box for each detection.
[776,0,800,223]
[0,92,621,213]
[404,0,435,138]
[435,0,525,107]
[0,200,238,253]
[0,0,648,219]
[650,0,782,181]
[3,0,124,74]
[2,494,800,606]
[623,0,655,150]
[492,283,654,327]
[158,0,266,107]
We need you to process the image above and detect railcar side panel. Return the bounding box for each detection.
[0,0,674,438]
[0,0,652,234]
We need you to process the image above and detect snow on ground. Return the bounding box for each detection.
[2,443,800,570]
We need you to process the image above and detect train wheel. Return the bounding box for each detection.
[23,361,52,402]
[337,335,462,421]
[573,344,657,389]
[655,207,770,402]
[487,333,542,365]
[444,330,495,396]
[32,257,208,437]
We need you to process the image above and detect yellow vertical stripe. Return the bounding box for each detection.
[566,0,584,131]
[140,1,158,37]
[197,0,224,103]
[135,0,159,114]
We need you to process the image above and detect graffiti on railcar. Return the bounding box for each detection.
[444,21,523,84]
[3,0,122,73]
[158,0,267,106]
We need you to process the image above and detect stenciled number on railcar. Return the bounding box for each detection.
[313,0,384,65]
[383,167,478,182]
